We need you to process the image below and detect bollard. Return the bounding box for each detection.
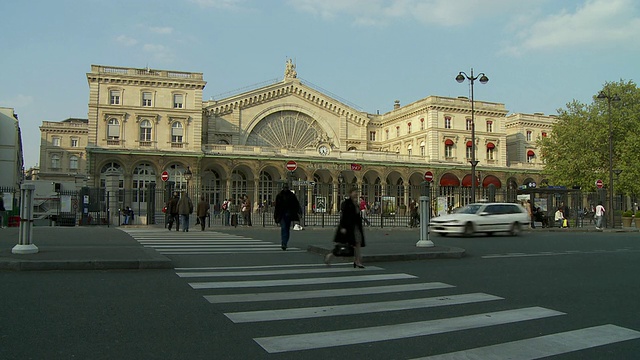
[12,183,39,254]
[416,181,434,248]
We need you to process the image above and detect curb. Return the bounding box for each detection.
[306,245,466,262]
[0,259,173,271]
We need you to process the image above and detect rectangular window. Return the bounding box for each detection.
[527,154,534,163]
[140,128,152,141]
[445,146,453,158]
[526,130,532,142]
[408,148,412,156]
[407,124,412,134]
[396,127,400,137]
[542,132,548,138]
[487,148,495,160]
[466,146,473,159]
[172,126,184,143]
[385,130,389,140]
[108,125,119,139]
[173,94,184,109]
[445,117,451,129]
[71,139,78,147]
[420,146,425,156]
[110,90,120,105]
[51,155,60,169]
[466,119,472,131]
[486,121,493,132]
[420,119,425,130]
[369,131,376,141]
[52,137,61,147]
[142,92,152,107]
[69,156,78,170]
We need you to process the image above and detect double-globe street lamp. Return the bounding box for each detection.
[596,90,620,228]
[456,69,488,204]
[183,166,193,195]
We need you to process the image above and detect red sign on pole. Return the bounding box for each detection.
[351,163,362,171]
[286,160,298,172]
[596,179,604,189]
[161,171,169,182]
[424,171,434,182]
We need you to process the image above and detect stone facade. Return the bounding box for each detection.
[0,107,24,189]
[39,62,557,212]
[38,118,88,183]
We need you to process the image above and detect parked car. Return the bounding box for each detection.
[429,202,530,236]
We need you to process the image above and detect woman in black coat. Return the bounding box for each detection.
[325,187,366,268]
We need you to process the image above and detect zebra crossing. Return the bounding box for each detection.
[176,262,640,358]
[121,228,304,254]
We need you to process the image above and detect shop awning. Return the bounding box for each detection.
[487,142,495,149]
[527,150,535,156]
[439,173,460,187]
[445,139,454,146]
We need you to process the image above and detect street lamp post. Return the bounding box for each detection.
[596,90,620,228]
[456,68,488,203]
[183,166,193,195]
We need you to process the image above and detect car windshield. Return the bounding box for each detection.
[456,204,483,214]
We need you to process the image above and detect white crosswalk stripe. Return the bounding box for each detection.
[120,228,303,254]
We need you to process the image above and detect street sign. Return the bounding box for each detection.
[424,171,434,182]
[286,160,297,172]
[161,171,169,182]
[596,179,604,189]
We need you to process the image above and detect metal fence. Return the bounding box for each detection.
[3,182,636,228]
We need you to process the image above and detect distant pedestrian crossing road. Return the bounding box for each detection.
[121,228,304,255]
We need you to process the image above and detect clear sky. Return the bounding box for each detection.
[1,0,639,169]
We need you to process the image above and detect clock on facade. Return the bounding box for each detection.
[318,145,330,156]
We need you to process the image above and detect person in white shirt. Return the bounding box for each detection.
[595,202,605,229]
[554,207,565,228]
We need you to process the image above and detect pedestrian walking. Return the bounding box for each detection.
[242,195,252,226]
[122,206,133,225]
[196,195,209,231]
[273,183,301,250]
[0,195,5,229]
[595,201,605,229]
[325,187,366,268]
[359,196,371,226]
[178,191,193,232]
[166,192,180,231]
[409,199,419,228]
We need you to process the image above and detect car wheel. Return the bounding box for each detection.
[463,222,474,237]
[510,222,521,236]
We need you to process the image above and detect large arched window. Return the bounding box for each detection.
[231,170,248,206]
[139,120,152,142]
[258,171,274,208]
[167,164,187,191]
[133,163,156,203]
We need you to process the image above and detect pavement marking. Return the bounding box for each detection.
[225,292,503,323]
[145,244,278,248]
[176,263,354,271]
[482,249,638,259]
[176,266,383,278]
[159,249,304,254]
[412,324,640,360]
[190,273,417,289]
[137,240,264,243]
[204,282,454,303]
[254,306,565,353]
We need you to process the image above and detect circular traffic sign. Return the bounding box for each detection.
[161,171,169,182]
[286,160,297,172]
[596,179,603,189]
[424,171,434,182]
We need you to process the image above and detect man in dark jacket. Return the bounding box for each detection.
[167,192,180,231]
[273,183,301,250]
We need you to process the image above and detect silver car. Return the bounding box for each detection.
[429,202,530,236]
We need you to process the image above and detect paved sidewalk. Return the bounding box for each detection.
[0,226,172,271]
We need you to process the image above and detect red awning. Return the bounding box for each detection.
[466,141,472,147]
[462,174,481,187]
[445,139,454,146]
[439,173,460,187]
[482,175,502,188]
[527,150,535,156]
[487,142,495,149]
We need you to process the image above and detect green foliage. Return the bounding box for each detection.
[635,211,640,218]
[540,80,640,194]
[623,210,633,217]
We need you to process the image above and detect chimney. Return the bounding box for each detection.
[394,100,400,109]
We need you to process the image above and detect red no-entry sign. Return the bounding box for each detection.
[424,171,434,182]
[161,171,169,182]
[286,160,297,172]
[596,179,603,189]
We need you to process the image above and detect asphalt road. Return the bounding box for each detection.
[2,229,640,359]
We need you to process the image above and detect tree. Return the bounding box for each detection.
[539,80,640,195]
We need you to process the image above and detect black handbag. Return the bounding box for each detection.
[332,243,354,257]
